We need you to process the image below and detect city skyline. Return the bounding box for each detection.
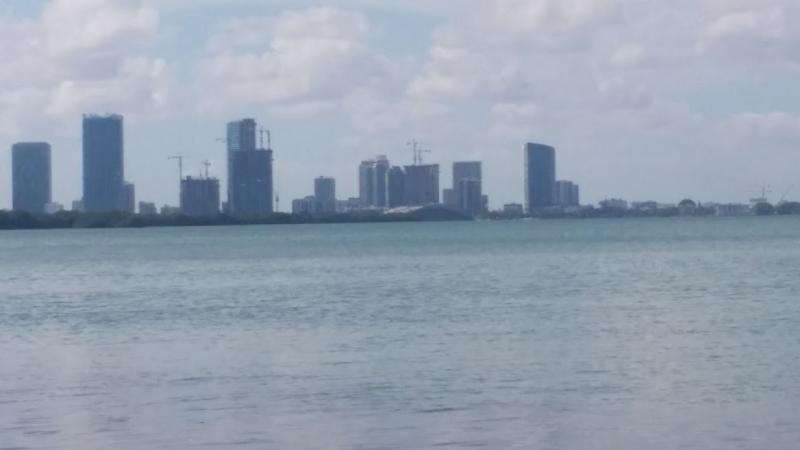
[1,0,800,209]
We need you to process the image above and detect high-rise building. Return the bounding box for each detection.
[387,166,406,208]
[124,182,136,214]
[83,114,125,212]
[359,160,376,207]
[404,164,439,206]
[226,119,273,215]
[230,148,273,215]
[181,177,220,216]
[458,178,483,216]
[373,156,390,208]
[11,142,51,214]
[452,161,482,215]
[555,180,580,207]
[227,119,256,208]
[314,176,336,213]
[524,143,556,212]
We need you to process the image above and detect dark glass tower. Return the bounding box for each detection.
[524,143,556,212]
[83,115,125,212]
[226,119,273,215]
[12,142,51,214]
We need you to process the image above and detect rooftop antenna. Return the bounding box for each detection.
[202,159,211,179]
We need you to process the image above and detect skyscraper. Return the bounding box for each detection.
[181,177,220,216]
[11,142,51,214]
[373,156,390,208]
[452,161,482,214]
[230,148,273,215]
[387,166,406,208]
[458,178,483,216]
[524,143,556,212]
[83,114,125,212]
[404,164,439,206]
[226,119,273,215]
[314,177,336,213]
[359,160,376,207]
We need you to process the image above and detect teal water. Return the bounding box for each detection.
[1,218,800,449]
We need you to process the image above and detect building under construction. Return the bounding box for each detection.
[226,119,274,215]
[181,176,220,216]
[403,164,440,206]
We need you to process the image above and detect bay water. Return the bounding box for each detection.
[1,218,800,449]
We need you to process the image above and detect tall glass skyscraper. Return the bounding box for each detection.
[524,143,556,212]
[226,119,273,214]
[12,142,51,214]
[359,160,376,208]
[373,156,390,208]
[83,114,125,212]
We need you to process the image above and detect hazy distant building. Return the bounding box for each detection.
[452,161,483,216]
[387,166,406,208]
[124,182,136,213]
[359,160,376,207]
[443,188,457,209]
[12,142,51,214]
[524,143,556,212]
[373,156,390,208]
[160,205,181,216]
[227,119,273,215]
[504,203,525,215]
[555,180,580,207]
[336,197,362,213]
[314,177,336,213]
[404,164,439,206]
[458,178,483,216]
[44,202,63,215]
[139,202,157,216]
[71,200,85,213]
[83,114,125,212]
[181,177,220,216]
[599,198,629,209]
[292,196,317,214]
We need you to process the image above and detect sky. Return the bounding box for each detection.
[2,0,800,210]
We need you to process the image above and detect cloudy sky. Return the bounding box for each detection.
[2,0,799,209]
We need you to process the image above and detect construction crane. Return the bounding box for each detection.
[202,159,212,179]
[779,185,794,204]
[406,140,431,165]
[168,155,185,182]
[275,191,280,213]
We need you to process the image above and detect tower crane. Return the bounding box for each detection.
[168,155,185,182]
[406,140,432,165]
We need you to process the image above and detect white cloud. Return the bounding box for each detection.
[196,7,390,114]
[0,0,169,136]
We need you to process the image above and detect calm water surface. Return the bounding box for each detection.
[1,218,800,449]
